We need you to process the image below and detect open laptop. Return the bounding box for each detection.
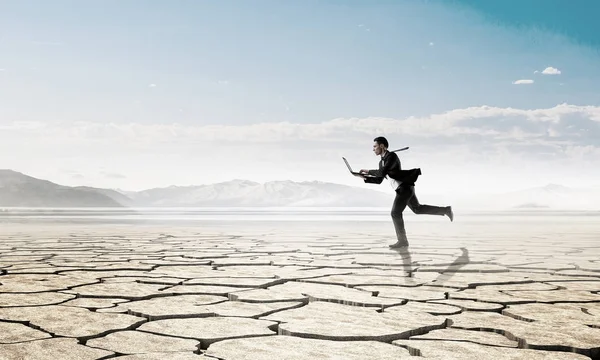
[342,157,376,177]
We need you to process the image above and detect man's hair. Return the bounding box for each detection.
[373,136,388,148]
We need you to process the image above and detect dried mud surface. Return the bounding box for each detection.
[0,221,599,359]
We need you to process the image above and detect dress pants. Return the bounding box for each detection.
[391,185,448,246]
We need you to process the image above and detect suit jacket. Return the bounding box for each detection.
[364,151,421,187]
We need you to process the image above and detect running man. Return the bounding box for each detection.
[359,136,453,248]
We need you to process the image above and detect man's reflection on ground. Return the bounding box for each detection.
[432,247,470,284]
[390,246,470,284]
[389,246,414,277]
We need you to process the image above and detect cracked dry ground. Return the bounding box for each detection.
[1,223,600,359]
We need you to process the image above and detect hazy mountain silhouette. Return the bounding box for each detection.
[456,183,600,210]
[494,183,598,210]
[74,186,135,207]
[0,170,124,207]
[1,170,597,209]
[0,171,393,207]
[128,179,394,207]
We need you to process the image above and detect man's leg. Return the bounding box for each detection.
[408,189,453,221]
[390,185,414,248]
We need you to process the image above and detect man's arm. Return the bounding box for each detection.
[366,152,400,178]
[363,175,384,184]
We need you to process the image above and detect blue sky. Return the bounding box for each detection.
[446,0,600,48]
[1,0,599,193]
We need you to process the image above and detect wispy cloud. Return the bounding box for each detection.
[3,104,599,190]
[4,104,598,146]
[357,24,370,32]
[429,42,434,46]
[512,79,534,85]
[541,66,561,75]
[148,84,157,87]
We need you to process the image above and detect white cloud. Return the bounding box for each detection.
[148,84,157,87]
[429,42,434,46]
[562,145,600,159]
[0,121,45,130]
[512,79,534,85]
[2,104,599,191]
[217,80,230,85]
[3,103,599,144]
[547,127,561,137]
[541,66,561,75]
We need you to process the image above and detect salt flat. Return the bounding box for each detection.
[0,213,599,359]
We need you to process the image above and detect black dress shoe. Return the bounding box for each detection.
[389,241,408,248]
[446,206,454,222]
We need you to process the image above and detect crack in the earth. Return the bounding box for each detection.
[72,318,149,345]
[0,318,57,342]
[280,317,452,344]
[0,279,102,295]
[94,352,126,359]
[136,325,277,351]
[500,310,536,323]
[450,321,600,359]
[581,307,595,316]
[3,231,600,359]
[59,290,202,301]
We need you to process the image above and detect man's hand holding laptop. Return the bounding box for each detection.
[352,169,368,178]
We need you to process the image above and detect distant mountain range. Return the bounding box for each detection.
[0,170,598,210]
[0,170,125,207]
[475,183,600,211]
[0,170,394,208]
[439,183,599,211]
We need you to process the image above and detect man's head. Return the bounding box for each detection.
[373,136,388,156]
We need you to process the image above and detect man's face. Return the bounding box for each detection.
[373,142,383,155]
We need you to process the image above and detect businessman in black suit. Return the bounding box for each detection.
[358,136,453,248]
